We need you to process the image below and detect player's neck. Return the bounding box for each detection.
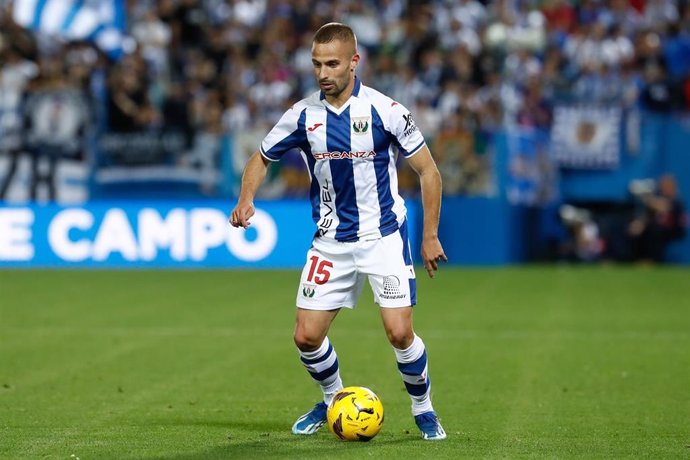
[325,77,356,109]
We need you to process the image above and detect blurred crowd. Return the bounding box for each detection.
[2,0,690,200]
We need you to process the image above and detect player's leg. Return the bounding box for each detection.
[291,308,341,435]
[294,307,343,403]
[361,221,446,440]
[291,240,363,435]
[380,307,446,440]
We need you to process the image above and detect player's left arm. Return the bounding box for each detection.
[407,145,447,278]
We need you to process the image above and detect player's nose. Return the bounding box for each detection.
[318,67,330,80]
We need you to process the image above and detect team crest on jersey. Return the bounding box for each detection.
[352,116,370,135]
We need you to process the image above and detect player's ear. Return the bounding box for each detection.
[351,53,360,72]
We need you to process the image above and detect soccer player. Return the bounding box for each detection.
[230,22,447,441]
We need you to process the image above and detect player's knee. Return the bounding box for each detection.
[293,331,323,352]
[386,328,414,349]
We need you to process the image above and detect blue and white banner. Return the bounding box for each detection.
[12,0,127,59]
[0,201,315,268]
[551,106,622,169]
[0,200,419,268]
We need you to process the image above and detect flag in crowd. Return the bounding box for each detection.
[551,106,622,170]
[12,0,127,59]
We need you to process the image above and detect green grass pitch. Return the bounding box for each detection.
[1,266,689,459]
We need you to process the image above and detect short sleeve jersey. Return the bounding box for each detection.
[260,78,425,242]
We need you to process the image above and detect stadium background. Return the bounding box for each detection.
[3,2,690,459]
[1,0,689,267]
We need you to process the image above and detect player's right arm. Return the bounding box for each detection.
[230,102,307,228]
[230,151,270,228]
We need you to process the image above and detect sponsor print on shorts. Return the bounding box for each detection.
[381,275,406,300]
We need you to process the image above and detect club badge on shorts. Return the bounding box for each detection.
[302,284,316,298]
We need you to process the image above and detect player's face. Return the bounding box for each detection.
[312,39,359,100]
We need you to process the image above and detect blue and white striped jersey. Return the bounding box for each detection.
[260,78,425,242]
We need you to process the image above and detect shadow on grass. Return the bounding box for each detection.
[137,418,424,460]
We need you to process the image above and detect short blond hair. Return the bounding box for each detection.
[313,22,357,50]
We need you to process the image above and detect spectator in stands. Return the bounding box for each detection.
[183,87,225,194]
[131,9,172,78]
[162,81,192,139]
[541,0,576,45]
[618,61,644,108]
[639,63,683,112]
[572,62,621,103]
[643,0,679,28]
[603,23,635,67]
[1,0,690,205]
[661,21,690,81]
[606,0,643,35]
[516,82,552,129]
[0,44,38,199]
[23,56,88,201]
[107,55,160,132]
[628,174,687,263]
[433,111,489,196]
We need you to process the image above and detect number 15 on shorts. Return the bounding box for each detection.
[306,256,332,285]
[298,255,334,303]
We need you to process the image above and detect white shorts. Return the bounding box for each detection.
[296,222,417,310]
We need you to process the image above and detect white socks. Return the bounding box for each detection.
[394,334,433,415]
[298,336,343,405]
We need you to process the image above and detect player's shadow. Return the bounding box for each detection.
[136,419,420,460]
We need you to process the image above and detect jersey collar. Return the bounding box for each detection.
[320,77,361,115]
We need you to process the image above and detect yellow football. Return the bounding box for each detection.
[327,386,384,441]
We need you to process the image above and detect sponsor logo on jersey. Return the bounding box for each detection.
[317,180,333,237]
[352,116,370,135]
[402,113,418,137]
[313,150,376,160]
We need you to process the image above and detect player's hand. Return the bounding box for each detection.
[421,237,447,278]
[229,201,255,228]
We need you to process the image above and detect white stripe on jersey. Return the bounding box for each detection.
[305,110,340,239]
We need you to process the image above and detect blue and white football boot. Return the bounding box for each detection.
[414,411,447,440]
[291,401,328,435]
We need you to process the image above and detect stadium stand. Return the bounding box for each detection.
[1,0,689,263]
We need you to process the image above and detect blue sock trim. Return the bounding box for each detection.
[300,343,333,365]
[308,358,339,382]
[397,350,427,375]
[404,380,430,397]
